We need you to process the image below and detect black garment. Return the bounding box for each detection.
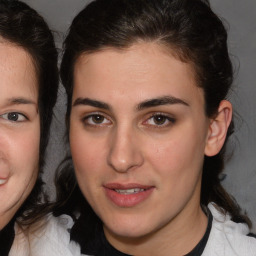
[247,233,256,239]
[82,212,213,256]
[0,218,15,256]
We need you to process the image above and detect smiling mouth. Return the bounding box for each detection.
[104,184,154,207]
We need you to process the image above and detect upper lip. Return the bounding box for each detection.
[104,183,154,190]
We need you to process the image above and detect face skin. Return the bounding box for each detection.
[70,42,231,255]
[0,42,40,229]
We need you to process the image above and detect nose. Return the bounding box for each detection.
[107,128,143,173]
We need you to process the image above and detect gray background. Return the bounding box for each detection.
[23,0,256,230]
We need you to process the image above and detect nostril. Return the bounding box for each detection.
[107,151,144,173]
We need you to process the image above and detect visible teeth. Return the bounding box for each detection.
[0,179,7,185]
[115,188,145,194]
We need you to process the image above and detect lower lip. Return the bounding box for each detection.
[104,187,154,207]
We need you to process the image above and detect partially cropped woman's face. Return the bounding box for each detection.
[70,42,218,243]
[0,42,40,229]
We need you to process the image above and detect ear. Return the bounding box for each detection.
[204,100,232,157]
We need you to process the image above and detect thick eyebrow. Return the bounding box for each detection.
[137,96,189,111]
[73,97,110,110]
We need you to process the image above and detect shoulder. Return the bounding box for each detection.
[10,214,85,256]
[31,214,84,256]
[202,203,256,256]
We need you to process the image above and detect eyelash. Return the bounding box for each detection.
[81,112,175,129]
[0,112,28,122]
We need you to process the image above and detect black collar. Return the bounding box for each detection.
[0,218,15,256]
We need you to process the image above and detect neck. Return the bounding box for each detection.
[0,215,13,230]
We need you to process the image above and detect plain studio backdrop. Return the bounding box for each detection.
[23,0,256,231]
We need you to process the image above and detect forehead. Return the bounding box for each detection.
[73,42,204,108]
[0,42,38,99]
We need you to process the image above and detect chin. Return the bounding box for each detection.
[103,215,156,239]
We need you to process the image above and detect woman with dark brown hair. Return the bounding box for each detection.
[54,0,256,255]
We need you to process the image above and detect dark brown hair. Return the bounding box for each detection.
[55,0,251,248]
[0,0,58,226]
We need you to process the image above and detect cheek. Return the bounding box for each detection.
[143,131,206,213]
[70,131,107,207]
[70,128,104,183]
[8,127,40,171]
[145,126,206,178]
[0,125,40,213]
[15,138,39,196]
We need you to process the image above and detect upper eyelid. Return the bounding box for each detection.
[82,111,111,119]
[0,102,38,116]
[146,112,175,119]
[0,111,24,116]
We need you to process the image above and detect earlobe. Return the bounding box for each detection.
[204,100,232,157]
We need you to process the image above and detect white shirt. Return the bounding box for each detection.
[202,203,256,256]
[9,214,82,256]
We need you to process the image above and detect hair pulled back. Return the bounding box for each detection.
[0,0,59,226]
[56,0,251,246]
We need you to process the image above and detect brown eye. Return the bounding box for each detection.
[83,113,112,126]
[144,113,175,128]
[153,115,168,125]
[91,114,105,124]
